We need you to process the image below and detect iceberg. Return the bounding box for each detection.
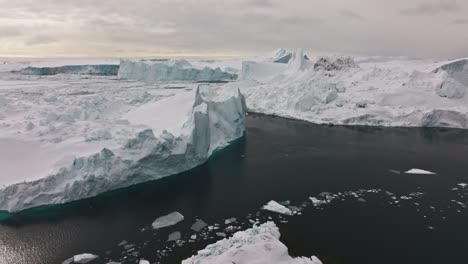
[262,200,293,215]
[182,222,322,264]
[151,211,184,229]
[19,65,119,76]
[0,85,246,212]
[241,53,468,129]
[118,59,238,82]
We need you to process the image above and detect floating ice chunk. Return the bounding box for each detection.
[224,217,237,225]
[389,170,401,174]
[182,222,322,264]
[62,258,73,264]
[152,212,184,229]
[458,183,468,188]
[139,260,150,264]
[405,169,436,175]
[73,253,99,264]
[191,219,208,232]
[309,197,327,206]
[262,200,293,215]
[168,231,182,242]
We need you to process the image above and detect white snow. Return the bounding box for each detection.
[0,72,246,212]
[73,253,99,264]
[262,200,293,215]
[151,211,184,229]
[405,169,436,175]
[182,222,322,264]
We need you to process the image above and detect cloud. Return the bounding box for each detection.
[399,0,461,16]
[340,9,365,20]
[450,18,468,24]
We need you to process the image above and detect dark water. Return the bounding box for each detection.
[1,114,468,264]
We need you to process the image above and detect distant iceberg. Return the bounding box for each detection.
[118,59,238,82]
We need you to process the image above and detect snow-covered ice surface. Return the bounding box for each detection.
[405,169,437,175]
[0,69,246,212]
[182,222,322,264]
[240,53,468,128]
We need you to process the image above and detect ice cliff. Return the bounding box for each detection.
[0,86,246,212]
[118,59,238,82]
[182,222,322,264]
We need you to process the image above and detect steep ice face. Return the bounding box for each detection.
[182,222,322,264]
[118,59,238,82]
[0,85,246,212]
[19,65,120,76]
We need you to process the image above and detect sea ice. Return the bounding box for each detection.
[168,231,182,241]
[191,219,208,232]
[262,200,293,215]
[182,222,322,264]
[151,211,184,229]
[405,169,436,175]
[73,253,99,264]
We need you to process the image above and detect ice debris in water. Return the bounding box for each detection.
[458,183,468,188]
[152,211,184,229]
[262,200,293,215]
[191,219,208,232]
[168,231,182,242]
[405,169,436,175]
[182,222,322,264]
[71,253,99,264]
[139,260,150,264]
[224,217,237,225]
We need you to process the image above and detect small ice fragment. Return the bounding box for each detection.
[61,258,73,264]
[152,212,184,229]
[389,170,401,174]
[309,197,326,206]
[224,218,237,225]
[262,200,293,215]
[216,232,226,237]
[118,240,128,246]
[405,169,436,175]
[139,260,150,264]
[312,256,323,264]
[357,198,367,203]
[73,253,99,264]
[279,200,291,206]
[458,183,468,188]
[106,262,120,264]
[191,219,208,232]
[168,232,181,242]
[190,235,197,240]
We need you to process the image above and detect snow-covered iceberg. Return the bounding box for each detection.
[182,222,322,264]
[240,54,468,129]
[19,65,120,76]
[0,85,246,212]
[118,59,238,82]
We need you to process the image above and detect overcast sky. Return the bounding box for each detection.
[1,0,468,59]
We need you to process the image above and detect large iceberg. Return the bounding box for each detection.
[118,59,238,82]
[0,85,246,212]
[182,222,322,264]
[240,53,468,129]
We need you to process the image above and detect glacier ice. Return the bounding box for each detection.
[262,200,293,215]
[151,211,184,229]
[182,222,322,264]
[240,53,468,129]
[0,85,246,212]
[118,59,238,82]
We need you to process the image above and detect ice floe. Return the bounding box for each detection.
[262,200,293,215]
[151,211,184,229]
[405,169,436,175]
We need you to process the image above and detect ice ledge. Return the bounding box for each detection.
[0,86,246,213]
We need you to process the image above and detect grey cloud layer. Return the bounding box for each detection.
[0,0,467,58]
